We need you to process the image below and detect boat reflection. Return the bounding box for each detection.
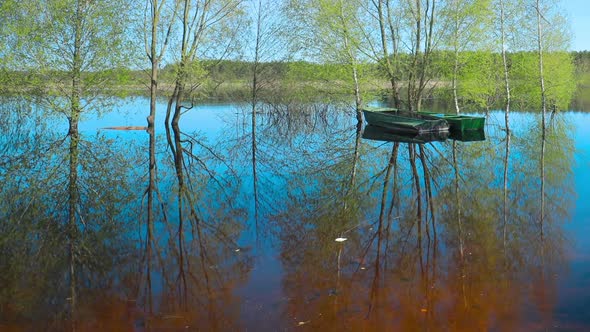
[449,128,486,142]
[362,124,449,143]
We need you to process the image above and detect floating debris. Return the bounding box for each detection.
[234,248,241,252]
[297,320,311,326]
[334,237,347,242]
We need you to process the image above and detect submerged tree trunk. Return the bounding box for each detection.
[171,67,189,308]
[146,0,159,315]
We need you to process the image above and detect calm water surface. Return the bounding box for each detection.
[1,97,589,331]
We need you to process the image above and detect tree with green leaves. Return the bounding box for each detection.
[442,0,492,113]
[286,0,367,119]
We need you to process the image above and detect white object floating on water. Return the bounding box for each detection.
[335,237,347,242]
[234,248,241,252]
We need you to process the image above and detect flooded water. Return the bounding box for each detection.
[1,96,589,331]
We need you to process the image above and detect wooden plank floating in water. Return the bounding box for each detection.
[102,126,147,131]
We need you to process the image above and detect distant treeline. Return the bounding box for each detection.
[154,50,584,110]
[3,50,587,110]
[573,51,590,86]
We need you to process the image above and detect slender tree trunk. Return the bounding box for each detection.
[337,0,362,117]
[385,0,402,108]
[408,0,435,112]
[417,0,436,112]
[452,56,459,114]
[171,72,188,308]
[499,0,512,253]
[535,0,546,239]
[499,0,511,130]
[408,0,421,112]
[376,0,399,107]
[452,0,460,114]
[68,1,84,328]
[145,0,161,315]
[536,0,547,131]
[169,0,192,309]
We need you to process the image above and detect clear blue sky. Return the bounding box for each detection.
[564,0,590,51]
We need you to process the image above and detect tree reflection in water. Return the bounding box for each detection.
[0,99,580,330]
[264,107,576,330]
[0,97,143,330]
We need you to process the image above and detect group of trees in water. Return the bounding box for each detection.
[0,0,582,330]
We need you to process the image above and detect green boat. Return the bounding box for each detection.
[418,111,485,132]
[362,107,449,134]
[363,125,449,144]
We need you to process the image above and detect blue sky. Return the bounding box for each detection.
[564,0,590,51]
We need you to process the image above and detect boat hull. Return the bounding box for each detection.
[363,108,449,134]
[418,112,485,131]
